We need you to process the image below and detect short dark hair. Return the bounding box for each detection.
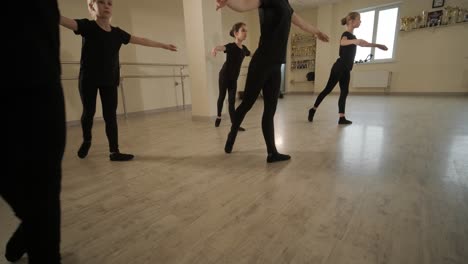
[230,22,246,37]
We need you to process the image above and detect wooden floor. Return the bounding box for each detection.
[1,95,468,264]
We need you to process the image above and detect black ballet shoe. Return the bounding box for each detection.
[267,152,291,163]
[77,141,91,159]
[338,117,352,125]
[5,225,26,262]
[215,118,221,127]
[308,108,316,122]
[110,152,135,161]
[224,130,237,154]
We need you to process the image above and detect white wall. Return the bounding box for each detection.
[314,0,468,94]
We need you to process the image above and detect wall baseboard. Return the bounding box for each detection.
[381,92,468,96]
[67,104,192,126]
[191,115,216,122]
[286,91,315,95]
[314,91,468,96]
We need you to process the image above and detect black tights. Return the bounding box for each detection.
[217,74,237,123]
[79,82,119,153]
[313,61,350,114]
[230,60,281,154]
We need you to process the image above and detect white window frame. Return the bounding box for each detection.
[356,2,401,63]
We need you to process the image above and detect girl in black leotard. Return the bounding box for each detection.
[212,22,251,131]
[60,0,177,161]
[308,12,388,125]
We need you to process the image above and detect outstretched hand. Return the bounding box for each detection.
[378,44,388,51]
[211,48,218,57]
[216,0,228,11]
[164,44,178,52]
[316,31,329,42]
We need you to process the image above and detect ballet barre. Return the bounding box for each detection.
[61,61,190,118]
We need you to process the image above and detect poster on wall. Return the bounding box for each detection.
[432,0,445,8]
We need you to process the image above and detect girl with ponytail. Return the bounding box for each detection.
[308,12,388,125]
[212,22,251,131]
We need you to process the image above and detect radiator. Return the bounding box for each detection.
[352,70,392,93]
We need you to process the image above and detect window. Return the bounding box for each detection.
[353,3,400,62]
